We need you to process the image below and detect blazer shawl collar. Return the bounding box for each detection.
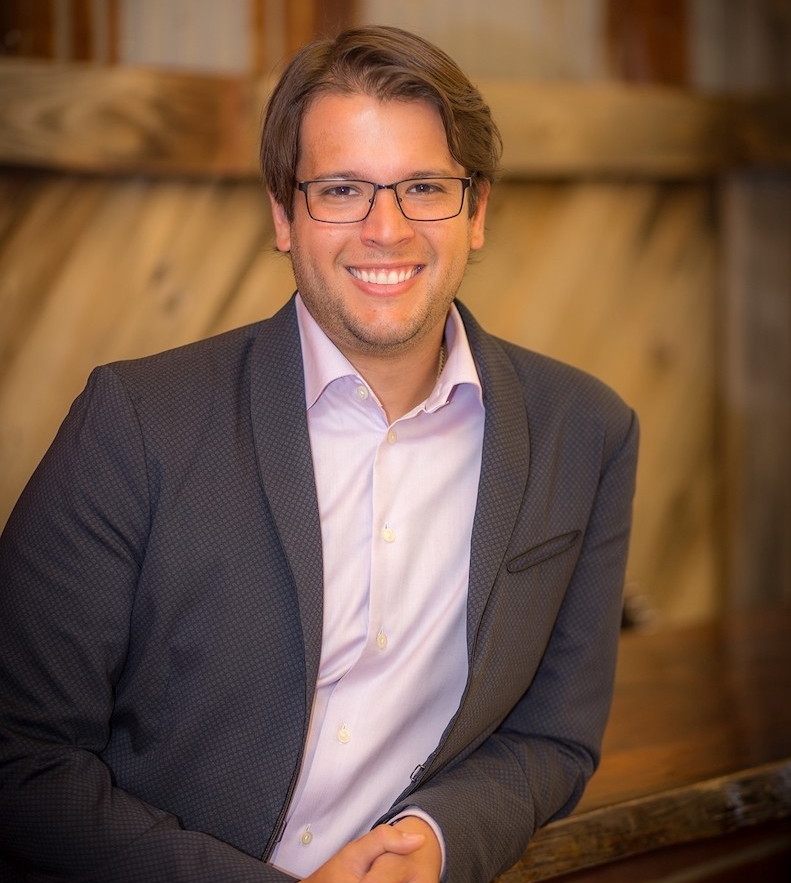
[400,301,532,789]
[456,301,531,658]
[248,296,324,720]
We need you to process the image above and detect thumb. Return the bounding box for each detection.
[351,824,425,866]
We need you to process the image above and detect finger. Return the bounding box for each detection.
[303,826,426,883]
[353,824,425,862]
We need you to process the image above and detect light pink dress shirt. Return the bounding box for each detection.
[270,295,484,878]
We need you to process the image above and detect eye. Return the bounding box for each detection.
[403,179,451,197]
[317,182,364,200]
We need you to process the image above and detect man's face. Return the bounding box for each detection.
[270,92,489,363]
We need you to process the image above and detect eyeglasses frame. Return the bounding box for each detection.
[295,176,473,224]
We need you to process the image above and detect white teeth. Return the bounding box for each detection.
[350,267,419,285]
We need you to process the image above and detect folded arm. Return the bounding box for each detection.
[389,408,639,883]
[0,368,298,882]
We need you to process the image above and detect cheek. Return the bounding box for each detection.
[443,230,477,270]
[295,223,348,258]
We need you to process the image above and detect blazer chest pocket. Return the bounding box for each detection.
[506,530,581,573]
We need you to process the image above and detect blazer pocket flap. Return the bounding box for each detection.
[506,530,581,573]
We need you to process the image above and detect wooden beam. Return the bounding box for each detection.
[0,60,790,178]
[0,61,266,177]
[495,760,791,882]
[0,1,56,60]
[492,81,791,177]
[71,0,95,62]
[720,173,791,608]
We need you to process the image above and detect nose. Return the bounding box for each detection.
[360,185,414,245]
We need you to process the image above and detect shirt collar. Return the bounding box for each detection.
[295,293,482,413]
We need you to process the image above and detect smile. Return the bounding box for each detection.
[348,266,422,285]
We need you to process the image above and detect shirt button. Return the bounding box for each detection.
[376,631,388,650]
[300,828,313,846]
[382,526,396,543]
[337,726,351,744]
[355,385,369,400]
[387,429,397,444]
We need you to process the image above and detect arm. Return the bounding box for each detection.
[390,406,640,883]
[0,368,295,883]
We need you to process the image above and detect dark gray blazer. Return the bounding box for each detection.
[0,297,638,883]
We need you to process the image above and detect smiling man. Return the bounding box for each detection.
[0,26,638,883]
[269,91,487,424]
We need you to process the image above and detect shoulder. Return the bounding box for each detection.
[459,305,637,450]
[105,321,263,396]
[96,299,299,417]
[500,337,629,419]
[459,303,633,425]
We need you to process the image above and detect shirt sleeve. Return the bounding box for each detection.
[389,807,448,879]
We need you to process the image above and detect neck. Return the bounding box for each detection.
[351,333,446,423]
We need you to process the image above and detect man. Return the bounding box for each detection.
[0,25,638,883]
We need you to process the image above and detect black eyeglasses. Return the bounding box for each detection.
[296,177,472,223]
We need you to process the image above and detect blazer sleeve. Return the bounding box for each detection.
[0,368,296,883]
[390,405,640,883]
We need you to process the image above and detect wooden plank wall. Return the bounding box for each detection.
[0,0,356,72]
[1,0,790,623]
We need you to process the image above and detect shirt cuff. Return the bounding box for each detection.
[389,807,447,880]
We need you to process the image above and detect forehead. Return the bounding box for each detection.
[297,92,460,179]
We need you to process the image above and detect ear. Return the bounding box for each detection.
[268,191,292,252]
[469,180,490,252]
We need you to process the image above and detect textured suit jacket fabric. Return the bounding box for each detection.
[0,297,639,883]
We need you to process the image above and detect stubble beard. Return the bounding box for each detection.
[289,244,464,359]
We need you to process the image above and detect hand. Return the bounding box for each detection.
[364,816,442,883]
[301,824,425,883]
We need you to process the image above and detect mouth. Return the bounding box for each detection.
[348,266,423,286]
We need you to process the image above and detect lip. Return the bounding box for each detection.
[347,265,424,287]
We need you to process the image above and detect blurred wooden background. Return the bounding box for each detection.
[1,0,789,624]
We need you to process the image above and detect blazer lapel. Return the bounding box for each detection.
[456,302,531,662]
[248,297,324,717]
[387,304,532,796]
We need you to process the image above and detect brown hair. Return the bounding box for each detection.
[261,25,502,220]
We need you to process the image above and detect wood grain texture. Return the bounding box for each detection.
[1,61,789,177]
